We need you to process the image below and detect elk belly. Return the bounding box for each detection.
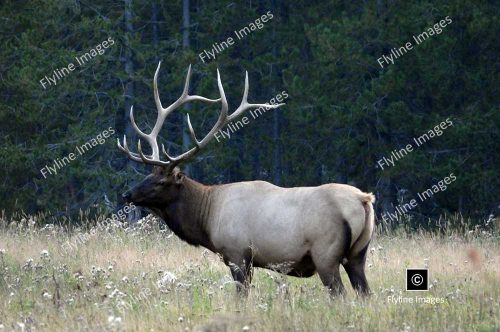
[213,186,322,265]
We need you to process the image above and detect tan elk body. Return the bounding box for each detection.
[119,62,375,295]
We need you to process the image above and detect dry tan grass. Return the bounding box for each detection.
[0,215,498,331]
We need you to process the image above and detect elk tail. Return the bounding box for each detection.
[348,193,375,259]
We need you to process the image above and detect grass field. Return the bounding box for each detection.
[0,214,498,331]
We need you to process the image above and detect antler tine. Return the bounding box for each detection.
[129,106,148,140]
[118,62,286,171]
[161,144,176,162]
[186,113,200,148]
[153,61,164,112]
[198,68,229,147]
[118,62,223,168]
[137,140,170,167]
[116,61,165,163]
[162,69,229,168]
[227,71,285,122]
[117,136,143,163]
[150,62,222,160]
[166,64,222,114]
[163,68,287,170]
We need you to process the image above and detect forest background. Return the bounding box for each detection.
[0,0,498,228]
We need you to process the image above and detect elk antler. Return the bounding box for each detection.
[118,62,285,171]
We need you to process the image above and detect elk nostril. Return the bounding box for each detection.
[122,191,131,201]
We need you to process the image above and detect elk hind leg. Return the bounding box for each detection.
[316,258,346,296]
[312,244,346,296]
[343,244,370,296]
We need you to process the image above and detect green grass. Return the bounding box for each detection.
[0,214,498,331]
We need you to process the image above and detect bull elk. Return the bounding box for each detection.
[118,62,375,296]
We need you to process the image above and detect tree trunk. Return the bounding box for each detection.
[182,0,193,176]
[271,0,282,185]
[124,0,135,171]
[123,0,141,222]
[152,1,159,63]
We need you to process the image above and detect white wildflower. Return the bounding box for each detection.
[257,303,268,311]
[22,258,34,270]
[157,271,177,288]
[40,250,50,259]
[109,288,126,299]
[108,315,122,327]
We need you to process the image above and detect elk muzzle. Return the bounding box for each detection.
[122,190,133,203]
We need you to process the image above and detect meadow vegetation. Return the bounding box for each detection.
[0,214,498,331]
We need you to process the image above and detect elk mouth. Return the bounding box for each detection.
[121,191,155,208]
[121,191,134,203]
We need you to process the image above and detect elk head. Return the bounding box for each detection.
[118,62,284,208]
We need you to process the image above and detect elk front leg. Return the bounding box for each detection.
[225,256,253,295]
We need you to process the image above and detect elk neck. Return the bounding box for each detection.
[159,176,216,251]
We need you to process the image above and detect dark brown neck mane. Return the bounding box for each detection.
[153,177,215,251]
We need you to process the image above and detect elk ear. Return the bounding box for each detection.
[172,168,185,184]
[175,172,185,184]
